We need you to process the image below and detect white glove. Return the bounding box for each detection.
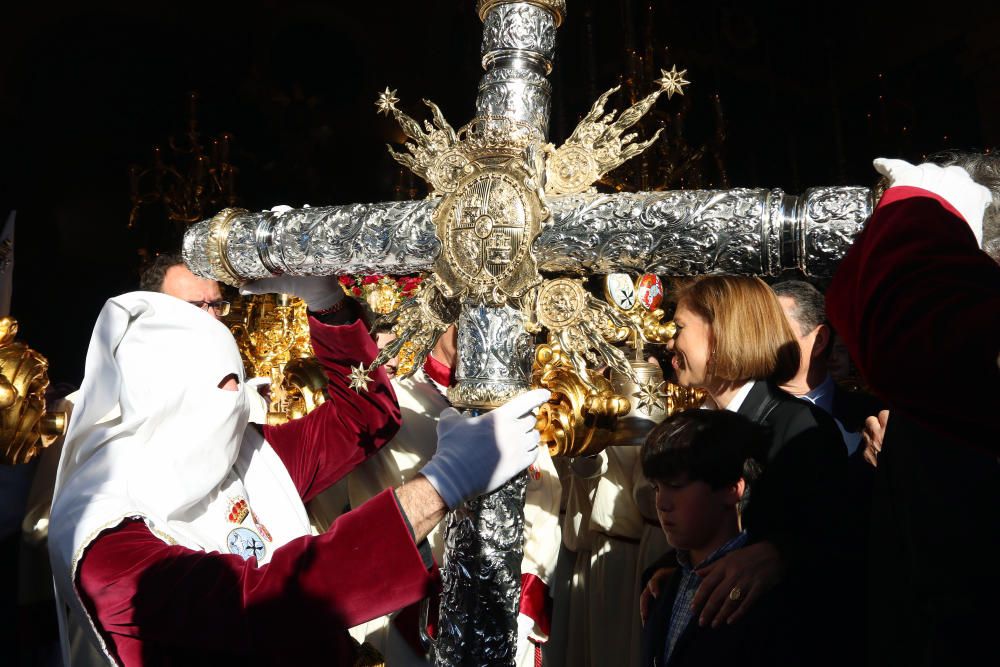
[514,613,539,665]
[421,389,551,509]
[240,275,344,311]
[874,157,992,246]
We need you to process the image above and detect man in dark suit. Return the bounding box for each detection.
[771,279,882,658]
[772,280,883,457]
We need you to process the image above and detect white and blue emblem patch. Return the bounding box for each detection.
[227,527,267,562]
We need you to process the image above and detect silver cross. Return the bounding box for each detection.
[183,2,870,664]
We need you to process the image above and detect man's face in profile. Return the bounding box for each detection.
[161,265,225,319]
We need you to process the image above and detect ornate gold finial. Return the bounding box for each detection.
[348,365,373,393]
[532,342,630,458]
[655,66,690,100]
[543,67,691,196]
[375,87,400,115]
[0,317,66,465]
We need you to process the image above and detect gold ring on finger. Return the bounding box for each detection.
[728,585,742,602]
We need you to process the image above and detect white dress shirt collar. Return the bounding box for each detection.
[722,379,757,413]
[804,373,836,414]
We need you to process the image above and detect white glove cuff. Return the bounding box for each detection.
[420,457,466,510]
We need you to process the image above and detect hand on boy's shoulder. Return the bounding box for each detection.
[691,541,783,629]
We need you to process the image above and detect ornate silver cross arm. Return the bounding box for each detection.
[183,186,871,286]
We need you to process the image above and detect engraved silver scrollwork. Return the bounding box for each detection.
[535,187,873,278]
[183,200,439,285]
[476,2,557,138]
[432,5,560,663]
[435,303,533,664]
[476,68,553,136]
[481,3,557,68]
[480,67,552,90]
[801,186,873,277]
[434,472,527,667]
[537,189,773,276]
[181,219,214,280]
[448,301,535,410]
[226,210,275,279]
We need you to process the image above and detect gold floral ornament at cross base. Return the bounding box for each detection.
[0,317,66,465]
[527,277,633,387]
[528,273,697,456]
[532,342,631,457]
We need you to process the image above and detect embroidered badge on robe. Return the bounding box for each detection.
[227,526,267,561]
[226,495,273,561]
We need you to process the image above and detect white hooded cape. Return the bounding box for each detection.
[48,292,311,661]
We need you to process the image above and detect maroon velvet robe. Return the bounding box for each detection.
[826,185,1000,455]
[75,318,437,666]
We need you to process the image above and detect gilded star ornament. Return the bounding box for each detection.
[348,364,373,392]
[655,66,690,100]
[375,87,400,115]
[633,378,667,416]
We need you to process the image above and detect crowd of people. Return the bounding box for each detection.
[2,153,997,666]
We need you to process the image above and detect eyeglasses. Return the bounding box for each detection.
[187,299,231,316]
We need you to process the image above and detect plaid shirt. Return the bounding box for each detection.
[663,531,749,665]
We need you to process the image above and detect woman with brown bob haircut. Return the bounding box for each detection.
[669,276,800,396]
[650,275,848,658]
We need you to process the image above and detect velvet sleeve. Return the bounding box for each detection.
[76,489,437,665]
[826,187,1000,453]
[263,317,401,503]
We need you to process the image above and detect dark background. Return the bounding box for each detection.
[2,0,998,385]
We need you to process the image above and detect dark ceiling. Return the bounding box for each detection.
[2,0,998,384]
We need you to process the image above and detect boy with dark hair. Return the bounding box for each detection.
[639,409,797,667]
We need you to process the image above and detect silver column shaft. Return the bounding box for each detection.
[476,2,557,138]
[436,3,562,664]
